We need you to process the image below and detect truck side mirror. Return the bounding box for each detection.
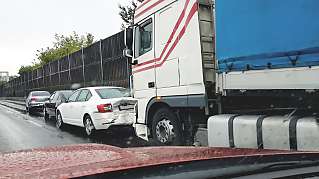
[124,27,133,50]
[123,48,137,65]
[123,48,133,58]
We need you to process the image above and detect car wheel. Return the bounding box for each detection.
[28,107,34,115]
[56,111,64,129]
[151,108,184,146]
[44,108,49,121]
[84,115,95,137]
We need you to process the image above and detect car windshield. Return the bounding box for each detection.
[32,91,50,96]
[60,91,73,99]
[95,88,130,99]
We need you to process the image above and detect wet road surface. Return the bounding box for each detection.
[0,100,150,153]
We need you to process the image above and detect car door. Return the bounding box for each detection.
[71,89,90,126]
[62,90,80,124]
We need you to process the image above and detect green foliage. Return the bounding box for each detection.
[119,0,143,29]
[36,32,94,65]
[18,65,35,75]
[18,32,94,75]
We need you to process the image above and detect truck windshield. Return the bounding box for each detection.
[95,88,130,99]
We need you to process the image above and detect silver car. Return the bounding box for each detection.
[26,91,50,114]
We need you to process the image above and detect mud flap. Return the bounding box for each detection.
[133,123,149,141]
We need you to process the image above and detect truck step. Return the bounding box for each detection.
[208,114,319,151]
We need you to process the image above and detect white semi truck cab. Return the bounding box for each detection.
[124,0,319,150]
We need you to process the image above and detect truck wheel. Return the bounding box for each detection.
[152,108,183,146]
[84,115,96,137]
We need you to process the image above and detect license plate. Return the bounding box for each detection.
[119,105,134,110]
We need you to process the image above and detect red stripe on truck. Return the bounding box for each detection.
[135,0,165,18]
[133,0,191,69]
[133,2,198,74]
[136,0,153,11]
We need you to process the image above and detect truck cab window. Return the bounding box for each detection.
[135,19,152,58]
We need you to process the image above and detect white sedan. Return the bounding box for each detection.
[56,86,137,136]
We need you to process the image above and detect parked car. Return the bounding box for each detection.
[43,90,73,121]
[56,86,136,136]
[25,91,51,114]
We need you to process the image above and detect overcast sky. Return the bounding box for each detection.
[0,0,132,76]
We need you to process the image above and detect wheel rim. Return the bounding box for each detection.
[56,114,62,128]
[85,118,94,135]
[155,118,175,144]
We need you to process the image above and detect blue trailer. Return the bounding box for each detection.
[125,0,319,148]
[214,0,319,96]
[207,0,319,151]
[216,0,319,73]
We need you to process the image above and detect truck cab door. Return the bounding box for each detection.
[132,17,156,92]
[132,16,156,140]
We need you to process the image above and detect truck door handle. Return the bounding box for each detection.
[148,82,155,88]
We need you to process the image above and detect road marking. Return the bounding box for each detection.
[28,120,43,128]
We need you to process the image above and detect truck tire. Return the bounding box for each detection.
[151,108,183,146]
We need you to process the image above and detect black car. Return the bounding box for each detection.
[43,90,73,120]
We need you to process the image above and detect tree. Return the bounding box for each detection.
[18,65,35,75]
[119,0,143,29]
[36,32,94,65]
[18,32,94,75]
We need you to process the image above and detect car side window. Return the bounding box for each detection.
[49,93,56,101]
[52,93,59,102]
[86,91,92,101]
[68,90,80,102]
[76,90,89,102]
[56,95,61,103]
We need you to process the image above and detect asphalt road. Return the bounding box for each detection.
[0,100,149,153]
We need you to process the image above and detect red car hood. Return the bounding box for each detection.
[0,144,315,178]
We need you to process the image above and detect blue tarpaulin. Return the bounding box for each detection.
[215,0,319,73]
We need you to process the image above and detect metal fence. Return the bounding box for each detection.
[0,31,131,97]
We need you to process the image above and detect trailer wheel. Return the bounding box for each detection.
[152,108,183,146]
